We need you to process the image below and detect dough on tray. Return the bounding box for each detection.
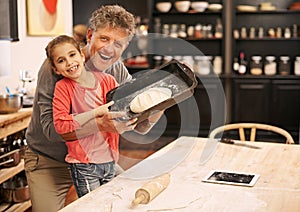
[130,87,172,113]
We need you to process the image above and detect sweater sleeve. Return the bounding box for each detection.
[36,59,66,142]
[53,80,80,134]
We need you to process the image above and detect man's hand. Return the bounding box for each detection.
[134,110,164,135]
[96,111,137,134]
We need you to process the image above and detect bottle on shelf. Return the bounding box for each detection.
[238,51,248,75]
[292,24,298,38]
[284,27,291,39]
[215,18,223,38]
[213,56,222,75]
[154,18,161,35]
[233,57,239,74]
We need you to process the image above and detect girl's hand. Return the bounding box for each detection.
[94,101,114,117]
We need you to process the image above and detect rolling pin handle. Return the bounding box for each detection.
[132,194,146,206]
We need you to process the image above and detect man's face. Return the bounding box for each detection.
[86,26,129,71]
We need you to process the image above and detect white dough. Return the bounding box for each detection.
[130,87,172,113]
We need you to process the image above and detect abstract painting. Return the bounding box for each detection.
[26,0,66,36]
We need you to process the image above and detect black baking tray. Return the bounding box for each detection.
[106,59,197,123]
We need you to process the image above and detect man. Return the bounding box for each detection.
[25,5,160,212]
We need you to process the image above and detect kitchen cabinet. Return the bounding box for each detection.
[271,79,300,134]
[232,77,270,122]
[230,0,300,142]
[231,76,300,142]
[0,108,32,212]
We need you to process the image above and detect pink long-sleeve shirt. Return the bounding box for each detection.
[53,71,119,164]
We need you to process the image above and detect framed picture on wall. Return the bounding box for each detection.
[26,0,66,36]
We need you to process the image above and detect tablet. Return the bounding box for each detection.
[202,170,260,187]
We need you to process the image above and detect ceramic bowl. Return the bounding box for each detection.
[174,1,191,12]
[156,2,172,13]
[191,1,209,12]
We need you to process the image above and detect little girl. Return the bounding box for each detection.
[46,35,119,197]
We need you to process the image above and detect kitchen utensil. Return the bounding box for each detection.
[219,138,261,149]
[131,173,170,207]
[5,86,12,96]
[106,59,197,124]
[0,94,23,114]
[0,149,21,167]
[1,171,30,203]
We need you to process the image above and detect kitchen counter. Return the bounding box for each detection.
[60,136,300,212]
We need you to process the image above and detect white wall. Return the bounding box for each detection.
[0,0,73,94]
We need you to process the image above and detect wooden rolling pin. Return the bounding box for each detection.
[131,173,170,207]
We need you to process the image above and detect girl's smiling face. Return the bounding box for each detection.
[52,42,85,81]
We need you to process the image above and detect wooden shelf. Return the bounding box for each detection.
[0,108,33,211]
[0,159,25,184]
[0,160,32,212]
[0,108,32,140]
[0,200,31,212]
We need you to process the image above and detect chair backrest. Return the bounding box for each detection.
[209,123,295,144]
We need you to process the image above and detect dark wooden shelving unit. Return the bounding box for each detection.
[73,0,300,142]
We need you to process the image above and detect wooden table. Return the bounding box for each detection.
[60,136,300,212]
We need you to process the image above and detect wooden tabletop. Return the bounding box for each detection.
[60,136,300,212]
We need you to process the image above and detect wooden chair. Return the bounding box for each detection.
[209,123,295,144]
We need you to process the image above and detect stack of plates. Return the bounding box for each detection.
[236,5,257,12]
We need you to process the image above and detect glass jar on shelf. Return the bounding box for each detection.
[187,25,195,38]
[194,55,212,75]
[294,56,300,75]
[264,56,277,75]
[279,56,291,75]
[170,24,178,38]
[178,24,187,38]
[162,24,170,37]
[153,55,163,69]
[194,24,202,39]
[250,56,263,75]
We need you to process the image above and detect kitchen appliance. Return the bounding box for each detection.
[19,70,34,107]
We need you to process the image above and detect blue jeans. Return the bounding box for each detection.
[70,161,115,197]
